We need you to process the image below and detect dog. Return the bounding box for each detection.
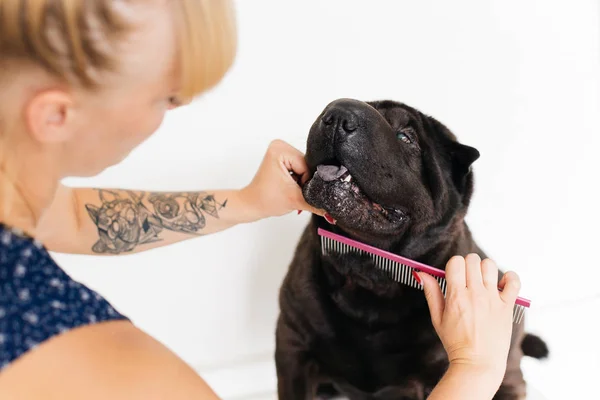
[275,99,548,399]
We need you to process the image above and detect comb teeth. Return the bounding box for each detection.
[321,235,444,292]
[320,232,527,324]
[513,304,526,324]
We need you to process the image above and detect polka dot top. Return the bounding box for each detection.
[0,223,128,370]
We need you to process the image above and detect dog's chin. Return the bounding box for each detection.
[303,164,408,237]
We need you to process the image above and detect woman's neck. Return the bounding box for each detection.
[0,160,61,237]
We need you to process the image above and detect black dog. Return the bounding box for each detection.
[275,99,548,399]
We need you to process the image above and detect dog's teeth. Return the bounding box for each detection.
[343,175,352,182]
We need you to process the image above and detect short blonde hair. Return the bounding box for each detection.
[0,0,237,97]
[0,0,236,222]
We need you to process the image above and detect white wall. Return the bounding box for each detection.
[56,1,600,399]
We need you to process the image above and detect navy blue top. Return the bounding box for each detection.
[0,223,128,370]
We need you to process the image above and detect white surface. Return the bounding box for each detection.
[54,1,599,399]
[198,299,600,400]
[198,356,551,400]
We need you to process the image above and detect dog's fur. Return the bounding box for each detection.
[275,99,548,399]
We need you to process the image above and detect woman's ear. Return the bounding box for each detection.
[25,89,74,143]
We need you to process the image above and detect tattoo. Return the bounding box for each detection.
[85,190,227,254]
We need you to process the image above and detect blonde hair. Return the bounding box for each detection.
[0,0,237,97]
[0,0,236,223]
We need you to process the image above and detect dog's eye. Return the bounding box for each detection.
[396,131,412,144]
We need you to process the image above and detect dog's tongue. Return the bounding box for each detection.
[316,165,348,182]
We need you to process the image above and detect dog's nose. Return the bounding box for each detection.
[321,106,358,136]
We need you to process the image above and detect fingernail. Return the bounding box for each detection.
[297,210,302,215]
[324,213,337,225]
[412,270,422,285]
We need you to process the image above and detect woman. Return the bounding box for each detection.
[0,1,521,399]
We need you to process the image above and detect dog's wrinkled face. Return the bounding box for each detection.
[303,98,480,243]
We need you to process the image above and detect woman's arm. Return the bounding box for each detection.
[36,140,323,255]
[427,364,502,400]
[38,186,255,255]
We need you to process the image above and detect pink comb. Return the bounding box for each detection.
[318,228,530,324]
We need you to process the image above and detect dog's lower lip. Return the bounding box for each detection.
[309,163,404,219]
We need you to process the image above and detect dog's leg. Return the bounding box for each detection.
[275,318,317,400]
[493,324,527,400]
[493,362,526,400]
[275,348,317,400]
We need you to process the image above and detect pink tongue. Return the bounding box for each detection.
[324,213,337,225]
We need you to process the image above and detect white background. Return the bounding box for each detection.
[57,1,600,399]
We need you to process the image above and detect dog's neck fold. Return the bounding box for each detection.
[314,213,477,269]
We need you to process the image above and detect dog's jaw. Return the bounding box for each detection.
[303,163,409,237]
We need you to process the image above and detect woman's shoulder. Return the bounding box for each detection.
[0,225,217,399]
[0,224,128,369]
[0,319,219,400]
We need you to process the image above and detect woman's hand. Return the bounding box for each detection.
[416,254,521,381]
[240,140,325,220]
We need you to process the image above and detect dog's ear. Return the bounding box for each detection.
[450,142,480,195]
[451,143,480,177]
[424,115,479,202]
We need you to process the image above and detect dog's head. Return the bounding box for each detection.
[303,98,479,248]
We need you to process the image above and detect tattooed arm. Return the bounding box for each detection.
[35,141,324,255]
[37,186,256,255]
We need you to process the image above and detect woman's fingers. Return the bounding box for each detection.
[481,258,500,291]
[445,256,467,295]
[418,271,445,330]
[266,140,325,216]
[465,253,483,289]
[498,271,521,305]
[293,191,325,216]
[270,140,312,186]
